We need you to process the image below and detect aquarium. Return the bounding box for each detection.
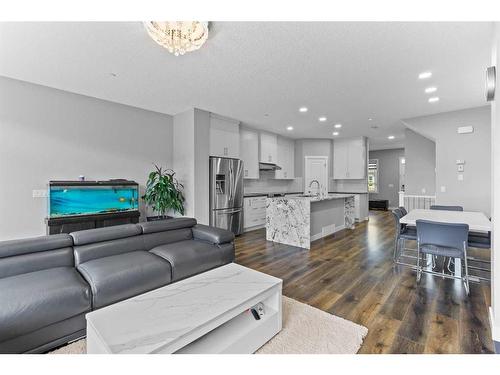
[49,182,139,218]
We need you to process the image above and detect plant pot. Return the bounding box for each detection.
[146,215,173,222]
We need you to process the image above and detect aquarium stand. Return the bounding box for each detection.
[46,210,140,235]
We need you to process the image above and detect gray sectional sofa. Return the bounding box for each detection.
[0,218,235,353]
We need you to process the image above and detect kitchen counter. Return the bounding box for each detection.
[244,192,302,198]
[284,193,354,202]
[266,194,355,249]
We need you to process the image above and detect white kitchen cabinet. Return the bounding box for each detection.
[209,114,240,158]
[259,132,278,164]
[275,136,295,179]
[243,196,267,230]
[240,128,260,179]
[333,137,367,179]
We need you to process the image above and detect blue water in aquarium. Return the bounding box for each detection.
[49,186,138,217]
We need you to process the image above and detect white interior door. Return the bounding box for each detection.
[304,156,328,195]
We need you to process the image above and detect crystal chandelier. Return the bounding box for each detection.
[144,21,209,56]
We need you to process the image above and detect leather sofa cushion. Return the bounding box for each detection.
[138,218,197,234]
[0,247,74,279]
[0,234,72,258]
[192,224,235,244]
[71,224,141,246]
[73,235,146,265]
[77,251,172,309]
[150,240,225,281]
[0,267,91,342]
[142,228,193,251]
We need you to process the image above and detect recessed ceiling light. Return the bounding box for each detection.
[110,72,117,77]
[299,107,308,113]
[419,71,432,79]
[332,132,339,136]
[425,87,437,94]
[368,118,373,121]
[388,135,395,140]
[428,97,440,103]
[318,116,327,122]
[286,126,293,131]
[334,123,342,128]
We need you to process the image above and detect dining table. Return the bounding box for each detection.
[399,208,492,232]
[399,208,492,280]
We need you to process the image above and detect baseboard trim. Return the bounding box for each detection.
[311,224,345,242]
[243,224,265,233]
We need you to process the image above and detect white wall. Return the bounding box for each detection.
[404,106,491,215]
[404,128,436,196]
[490,22,500,347]
[0,77,173,240]
[294,139,333,179]
[172,110,195,218]
[369,148,405,208]
[193,109,210,224]
[172,108,210,224]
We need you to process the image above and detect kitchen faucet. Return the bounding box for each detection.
[308,180,321,196]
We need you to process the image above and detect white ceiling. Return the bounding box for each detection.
[0,22,493,149]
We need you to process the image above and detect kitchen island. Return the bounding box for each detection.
[266,194,355,249]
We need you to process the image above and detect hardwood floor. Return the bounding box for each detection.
[234,210,494,354]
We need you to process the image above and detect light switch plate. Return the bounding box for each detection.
[388,183,394,188]
[32,189,48,198]
[458,174,464,181]
[440,186,446,193]
[457,165,464,172]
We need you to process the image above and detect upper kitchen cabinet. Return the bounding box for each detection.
[275,136,295,179]
[333,137,367,179]
[259,132,278,164]
[240,128,259,179]
[209,113,240,158]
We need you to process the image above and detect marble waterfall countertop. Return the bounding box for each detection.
[266,194,355,249]
[281,193,355,202]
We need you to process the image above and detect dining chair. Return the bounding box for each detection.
[415,219,470,295]
[430,205,463,211]
[398,206,408,216]
[391,208,417,261]
[468,232,491,249]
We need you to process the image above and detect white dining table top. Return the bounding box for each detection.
[400,209,492,232]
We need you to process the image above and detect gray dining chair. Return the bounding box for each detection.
[430,205,463,211]
[398,206,408,216]
[415,219,470,295]
[468,217,491,249]
[391,208,417,261]
[468,232,491,249]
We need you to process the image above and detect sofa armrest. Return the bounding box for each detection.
[192,224,235,245]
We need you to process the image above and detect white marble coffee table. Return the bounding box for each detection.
[86,263,282,354]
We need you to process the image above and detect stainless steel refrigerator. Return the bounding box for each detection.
[209,156,244,235]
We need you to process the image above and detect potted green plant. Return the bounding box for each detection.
[142,164,185,221]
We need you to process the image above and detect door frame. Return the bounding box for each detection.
[304,156,329,194]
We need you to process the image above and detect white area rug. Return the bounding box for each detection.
[50,296,367,354]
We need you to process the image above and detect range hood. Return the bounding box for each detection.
[259,162,282,171]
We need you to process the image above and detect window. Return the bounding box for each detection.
[368,159,378,193]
